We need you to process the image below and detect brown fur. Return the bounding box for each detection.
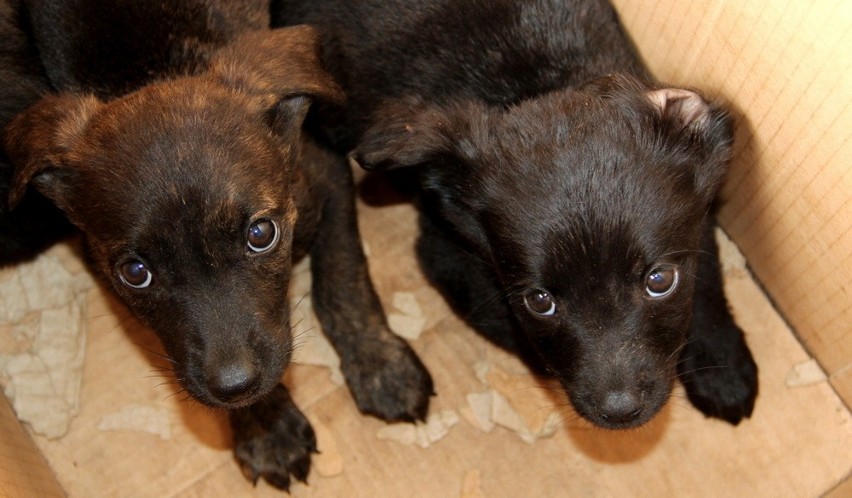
[4,22,432,489]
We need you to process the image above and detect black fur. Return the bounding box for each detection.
[0,0,73,264]
[2,0,432,488]
[273,0,758,429]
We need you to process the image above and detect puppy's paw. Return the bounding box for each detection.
[342,334,434,422]
[679,327,758,425]
[229,384,317,491]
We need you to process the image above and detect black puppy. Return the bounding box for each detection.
[273,0,758,429]
[0,0,73,262]
[3,0,432,489]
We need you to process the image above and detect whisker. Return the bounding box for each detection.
[163,388,188,402]
[290,291,311,313]
[134,344,177,365]
[677,364,733,378]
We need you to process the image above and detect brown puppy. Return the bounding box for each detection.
[3,5,431,489]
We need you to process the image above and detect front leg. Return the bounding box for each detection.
[230,384,316,491]
[679,218,759,425]
[307,147,433,422]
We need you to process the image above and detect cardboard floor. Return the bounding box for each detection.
[7,178,852,497]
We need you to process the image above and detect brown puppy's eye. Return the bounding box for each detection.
[118,259,152,289]
[247,219,280,253]
[523,288,556,316]
[645,265,679,298]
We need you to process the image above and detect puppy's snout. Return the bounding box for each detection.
[206,357,261,404]
[599,390,643,425]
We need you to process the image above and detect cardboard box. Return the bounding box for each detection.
[2,0,851,496]
[611,0,852,408]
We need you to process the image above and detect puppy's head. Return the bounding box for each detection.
[356,74,733,428]
[4,26,343,408]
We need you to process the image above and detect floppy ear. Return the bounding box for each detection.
[646,87,734,203]
[351,98,484,172]
[4,93,100,216]
[209,25,344,143]
[355,98,495,250]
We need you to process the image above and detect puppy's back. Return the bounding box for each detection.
[0,0,73,263]
[25,0,269,97]
[273,0,647,149]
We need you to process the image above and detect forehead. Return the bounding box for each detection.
[476,94,702,273]
[74,82,291,237]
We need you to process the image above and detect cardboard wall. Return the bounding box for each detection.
[610,0,852,407]
[0,394,65,497]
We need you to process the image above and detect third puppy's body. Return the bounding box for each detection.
[273,0,759,429]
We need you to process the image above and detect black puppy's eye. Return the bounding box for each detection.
[118,259,152,289]
[523,288,556,316]
[247,219,280,253]
[645,265,679,298]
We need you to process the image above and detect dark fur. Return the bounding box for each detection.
[2,0,432,489]
[0,0,73,263]
[272,0,758,429]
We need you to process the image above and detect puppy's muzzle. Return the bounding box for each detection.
[206,355,262,404]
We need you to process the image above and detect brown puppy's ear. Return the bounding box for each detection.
[352,98,484,172]
[209,25,344,142]
[646,88,735,203]
[5,93,100,215]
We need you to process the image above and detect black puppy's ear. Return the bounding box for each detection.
[352,99,480,172]
[4,93,100,216]
[210,25,344,142]
[646,88,734,203]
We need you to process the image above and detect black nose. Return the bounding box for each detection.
[207,360,261,404]
[600,390,643,424]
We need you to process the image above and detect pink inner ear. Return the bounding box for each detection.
[646,88,710,129]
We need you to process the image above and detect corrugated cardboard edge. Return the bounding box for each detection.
[0,393,65,497]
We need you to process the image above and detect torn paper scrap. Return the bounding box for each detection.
[0,242,93,325]
[785,359,827,387]
[97,404,171,440]
[473,361,490,385]
[0,243,93,439]
[489,390,561,444]
[388,291,426,340]
[392,292,422,317]
[486,368,561,439]
[462,391,495,433]
[377,409,459,448]
[289,295,344,386]
[288,257,312,299]
[716,228,749,278]
[462,366,564,443]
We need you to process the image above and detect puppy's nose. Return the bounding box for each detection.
[207,360,261,404]
[600,390,642,424]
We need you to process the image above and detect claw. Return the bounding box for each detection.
[264,472,291,492]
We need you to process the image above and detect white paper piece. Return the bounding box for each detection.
[0,242,94,438]
[288,258,345,386]
[388,291,426,340]
[376,409,460,448]
[785,359,828,387]
[97,404,171,440]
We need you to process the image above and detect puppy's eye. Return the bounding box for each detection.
[247,219,280,253]
[645,265,679,298]
[118,260,152,289]
[523,288,556,316]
